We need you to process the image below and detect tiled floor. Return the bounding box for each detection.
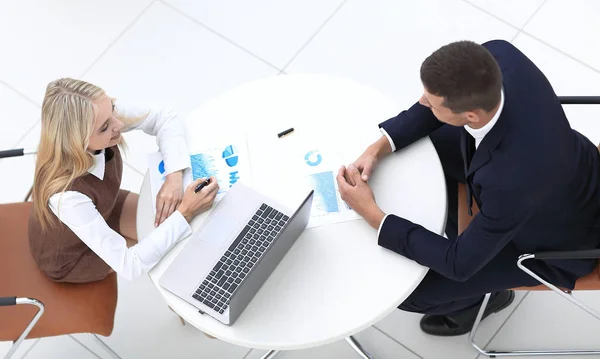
[2,0,600,358]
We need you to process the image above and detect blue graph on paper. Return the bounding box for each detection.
[304,150,322,167]
[309,172,340,214]
[190,144,242,193]
[223,145,239,167]
[190,153,218,180]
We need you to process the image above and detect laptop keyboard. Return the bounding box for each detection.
[192,203,290,314]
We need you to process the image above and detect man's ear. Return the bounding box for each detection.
[465,111,480,125]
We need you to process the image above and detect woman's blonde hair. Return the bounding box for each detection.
[33,78,110,232]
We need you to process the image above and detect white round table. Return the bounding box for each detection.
[137,74,446,357]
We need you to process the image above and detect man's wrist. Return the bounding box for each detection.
[364,206,386,230]
[372,136,392,158]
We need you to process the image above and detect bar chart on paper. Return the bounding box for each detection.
[148,136,251,206]
[189,138,250,201]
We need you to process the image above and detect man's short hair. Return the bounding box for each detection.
[420,41,502,113]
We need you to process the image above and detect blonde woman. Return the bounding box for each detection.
[28,78,218,283]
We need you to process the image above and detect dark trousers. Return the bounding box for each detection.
[398,125,540,315]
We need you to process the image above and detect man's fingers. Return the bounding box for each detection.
[361,165,372,181]
[347,164,363,182]
[336,166,351,193]
[345,164,357,186]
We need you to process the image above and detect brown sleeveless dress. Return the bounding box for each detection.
[28,146,130,283]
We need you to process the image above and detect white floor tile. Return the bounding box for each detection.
[512,34,600,146]
[23,336,97,359]
[246,326,421,359]
[0,84,39,151]
[286,0,519,112]
[163,0,345,69]
[0,339,39,359]
[0,0,152,102]
[483,291,600,358]
[82,1,278,173]
[523,0,600,72]
[464,0,545,29]
[512,34,600,96]
[0,122,39,204]
[375,292,527,359]
[95,274,248,359]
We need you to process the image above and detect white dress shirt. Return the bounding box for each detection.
[463,88,505,149]
[49,100,193,281]
[377,90,504,237]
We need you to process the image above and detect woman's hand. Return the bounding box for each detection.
[177,177,219,223]
[155,171,184,227]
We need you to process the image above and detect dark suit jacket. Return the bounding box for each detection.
[378,40,600,288]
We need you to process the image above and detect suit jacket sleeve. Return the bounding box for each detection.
[378,102,443,152]
[378,186,535,281]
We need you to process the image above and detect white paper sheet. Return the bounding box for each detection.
[248,129,361,228]
[148,135,252,213]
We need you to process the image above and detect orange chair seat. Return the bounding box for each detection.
[0,202,118,341]
[457,183,600,292]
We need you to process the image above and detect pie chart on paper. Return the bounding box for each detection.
[222,145,239,167]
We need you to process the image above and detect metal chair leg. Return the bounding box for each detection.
[469,255,600,357]
[345,336,375,359]
[91,334,122,359]
[260,350,280,359]
[2,298,44,359]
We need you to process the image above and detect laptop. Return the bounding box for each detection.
[160,182,314,325]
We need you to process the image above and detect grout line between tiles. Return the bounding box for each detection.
[78,0,157,78]
[459,0,521,32]
[242,348,254,359]
[0,80,41,108]
[371,325,424,359]
[68,335,102,359]
[12,120,40,150]
[519,0,549,31]
[510,0,549,42]
[519,31,600,76]
[473,291,531,359]
[123,160,145,176]
[19,338,40,359]
[461,0,600,78]
[280,0,349,73]
[159,0,283,73]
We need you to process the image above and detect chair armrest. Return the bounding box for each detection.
[534,249,600,260]
[0,149,24,158]
[0,297,17,306]
[558,96,600,105]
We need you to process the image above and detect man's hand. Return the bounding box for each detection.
[349,135,392,182]
[155,171,184,227]
[350,149,378,184]
[336,165,386,229]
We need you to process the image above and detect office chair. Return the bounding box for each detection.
[0,150,122,359]
[459,95,600,357]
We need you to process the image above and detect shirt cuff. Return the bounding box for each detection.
[377,214,390,241]
[171,210,193,239]
[163,140,192,175]
[380,128,397,152]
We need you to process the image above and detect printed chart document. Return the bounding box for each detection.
[249,128,360,228]
[148,135,251,213]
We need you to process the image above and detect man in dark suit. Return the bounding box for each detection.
[336,40,600,336]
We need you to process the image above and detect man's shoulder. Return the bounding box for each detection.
[482,39,520,56]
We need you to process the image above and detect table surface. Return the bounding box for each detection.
[137,74,447,350]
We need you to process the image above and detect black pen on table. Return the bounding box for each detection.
[194,178,211,193]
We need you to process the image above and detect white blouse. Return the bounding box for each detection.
[49,100,192,281]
